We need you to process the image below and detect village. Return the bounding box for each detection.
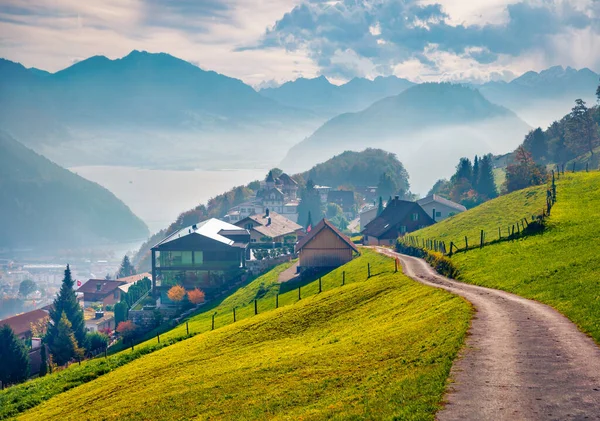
[0,168,467,379]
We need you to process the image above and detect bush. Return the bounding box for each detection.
[116,321,138,343]
[85,332,108,352]
[396,241,460,279]
[187,288,206,305]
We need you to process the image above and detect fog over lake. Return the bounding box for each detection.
[70,166,268,234]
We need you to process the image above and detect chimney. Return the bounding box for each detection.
[265,208,270,217]
[432,208,436,222]
[95,311,104,319]
[267,217,272,226]
[395,195,399,200]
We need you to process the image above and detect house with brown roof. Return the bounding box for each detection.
[295,219,359,272]
[362,197,435,246]
[0,308,50,342]
[77,279,127,308]
[235,210,303,243]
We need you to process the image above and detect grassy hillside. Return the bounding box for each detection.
[415,172,600,344]
[15,251,471,420]
[413,184,547,248]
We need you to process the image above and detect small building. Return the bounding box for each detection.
[84,309,115,333]
[0,308,50,342]
[295,219,359,272]
[359,206,378,230]
[327,190,356,219]
[362,197,435,246]
[417,195,466,222]
[314,185,332,203]
[277,173,299,200]
[151,218,250,303]
[77,279,127,308]
[282,201,299,223]
[235,211,303,243]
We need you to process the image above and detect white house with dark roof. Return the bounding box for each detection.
[417,195,466,222]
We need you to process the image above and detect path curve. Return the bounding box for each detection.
[374,247,600,420]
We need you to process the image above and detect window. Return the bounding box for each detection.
[399,225,407,234]
[194,251,203,265]
[411,213,419,221]
[435,211,442,218]
[245,223,253,230]
[182,251,193,265]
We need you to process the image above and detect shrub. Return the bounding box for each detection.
[116,321,138,343]
[167,285,186,303]
[187,288,206,305]
[85,332,109,352]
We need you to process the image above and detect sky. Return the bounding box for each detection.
[0,0,599,87]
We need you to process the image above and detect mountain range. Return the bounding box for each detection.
[281,83,532,194]
[0,131,149,251]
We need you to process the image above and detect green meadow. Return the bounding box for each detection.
[415,172,600,344]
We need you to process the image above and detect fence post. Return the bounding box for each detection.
[104,347,107,359]
[480,230,484,248]
[319,277,322,293]
[298,286,301,300]
[78,357,81,366]
[449,242,454,257]
[573,162,576,173]
[276,294,279,309]
[586,162,589,172]
[254,299,258,315]
[233,307,236,322]
[131,340,134,352]
[186,321,189,335]
[212,313,216,330]
[367,263,371,278]
[465,236,468,249]
[157,333,160,344]
[342,271,345,286]
[498,227,501,240]
[395,258,398,272]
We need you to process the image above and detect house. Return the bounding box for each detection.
[362,197,435,246]
[151,218,250,303]
[84,309,115,333]
[276,173,299,200]
[314,185,332,203]
[235,211,303,243]
[0,308,50,342]
[417,194,466,222]
[77,279,127,308]
[295,219,359,272]
[327,190,356,219]
[256,173,285,213]
[359,206,378,230]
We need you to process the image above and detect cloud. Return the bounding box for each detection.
[254,0,599,78]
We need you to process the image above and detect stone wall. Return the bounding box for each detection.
[246,254,295,275]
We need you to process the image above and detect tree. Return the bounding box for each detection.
[523,128,547,162]
[0,325,29,385]
[50,312,82,366]
[167,285,186,303]
[297,180,323,228]
[187,288,206,305]
[306,211,313,230]
[19,279,36,297]
[116,321,138,343]
[566,99,599,157]
[472,155,480,190]
[46,265,86,354]
[326,203,343,219]
[504,146,548,193]
[452,158,473,183]
[377,172,396,198]
[85,331,108,352]
[114,301,129,326]
[39,343,48,377]
[117,255,136,278]
[596,78,600,103]
[477,155,498,199]
[377,196,384,216]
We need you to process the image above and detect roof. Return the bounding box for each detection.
[266,170,275,182]
[256,187,284,199]
[295,219,359,253]
[362,198,434,238]
[77,279,126,296]
[236,212,302,239]
[0,309,49,336]
[278,173,298,186]
[84,309,115,325]
[153,218,248,248]
[117,272,151,284]
[417,194,467,212]
[327,190,355,210]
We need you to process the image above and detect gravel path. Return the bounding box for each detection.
[375,247,600,420]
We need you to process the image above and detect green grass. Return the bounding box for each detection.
[413,184,547,248]
[416,172,600,344]
[492,167,506,190]
[16,251,471,420]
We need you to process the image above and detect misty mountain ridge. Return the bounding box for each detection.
[0,131,149,251]
[281,83,531,194]
[260,74,415,117]
[0,51,321,169]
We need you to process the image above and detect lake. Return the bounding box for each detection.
[70,166,268,234]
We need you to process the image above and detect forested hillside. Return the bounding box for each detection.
[0,132,149,250]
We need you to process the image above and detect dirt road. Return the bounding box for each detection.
[375,248,600,420]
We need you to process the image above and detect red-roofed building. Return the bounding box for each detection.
[0,308,50,342]
[77,279,127,308]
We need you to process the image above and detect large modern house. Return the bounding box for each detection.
[417,195,466,222]
[362,197,435,246]
[151,219,250,304]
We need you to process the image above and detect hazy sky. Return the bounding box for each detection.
[1,0,599,86]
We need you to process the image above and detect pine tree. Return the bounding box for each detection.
[117,255,136,278]
[297,180,322,228]
[46,265,86,353]
[472,155,480,190]
[0,325,30,385]
[477,155,498,199]
[523,128,547,162]
[306,211,313,230]
[50,312,82,366]
[377,196,384,216]
[39,343,48,377]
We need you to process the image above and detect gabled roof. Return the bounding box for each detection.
[0,308,50,336]
[362,198,434,238]
[153,218,248,248]
[266,170,275,183]
[417,194,467,212]
[256,186,284,199]
[77,279,126,296]
[236,212,302,239]
[278,173,298,186]
[295,219,359,253]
